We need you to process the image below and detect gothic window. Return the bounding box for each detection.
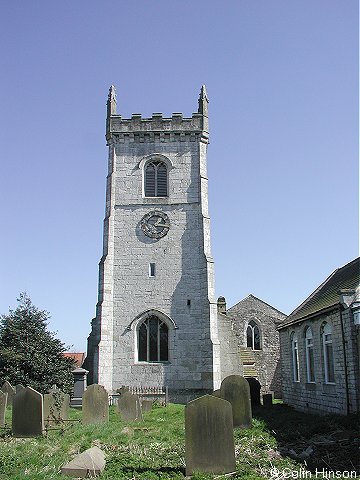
[291,332,300,382]
[246,320,261,350]
[144,160,168,197]
[322,322,335,383]
[138,315,169,362]
[305,327,315,383]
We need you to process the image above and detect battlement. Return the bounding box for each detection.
[106,85,209,144]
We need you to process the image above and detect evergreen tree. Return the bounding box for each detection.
[0,293,75,394]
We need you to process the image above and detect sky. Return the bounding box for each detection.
[0,1,358,352]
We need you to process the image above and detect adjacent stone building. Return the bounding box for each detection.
[279,258,360,414]
[218,295,285,398]
[84,86,241,402]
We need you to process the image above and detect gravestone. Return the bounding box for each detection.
[82,384,109,425]
[12,387,44,437]
[141,399,153,412]
[220,375,252,428]
[43,387,70,426]
[0,391,8,427]
[211,389,222,398]
[71,367,88,408]
[15,384,25,394]
[117,391,143,422]
[185,395,236,476]
[246,377,261,406]
[1,381,15,407]
[61,446,105,477]
[263,393,273,407]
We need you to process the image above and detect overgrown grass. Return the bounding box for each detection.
[0,403,358,479]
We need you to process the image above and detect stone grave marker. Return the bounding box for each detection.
[12,386,44,437]
[1,381,15,407]
[117,391,143,422]
[220,375,252,428]
[246,377,261,406]
[263,393,273,406]
[211,389,222,398]
[15,384,25,394]
[43,386,70,426]
[82,384,109,425]
[141,399,153,412]
[61,446,105,477]
[185,394,236,476]
[0,391,8,427]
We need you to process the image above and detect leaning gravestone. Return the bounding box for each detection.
[185,395,236,476]
[1,381,15,407]
[61,446,105,478]
[220,375,252,428]
[117,391,143,422]
[246,377,261,406]
[0,391,8,427]
[82,384,109,425]
[43,387,70,426]
[12,386,44,437]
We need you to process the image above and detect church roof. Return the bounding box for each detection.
[228,294,286,317]
[279,258,359,329]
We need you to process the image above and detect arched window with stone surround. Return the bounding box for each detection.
[144,160,168,197]
[291,332,300,382]
[138,315,169,362]
[305,326,315,383]
[322,322,335,384]
[246,320,261,350]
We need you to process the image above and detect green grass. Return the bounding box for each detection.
[0,403,358,479]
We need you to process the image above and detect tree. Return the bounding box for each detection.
[0,293,75,394]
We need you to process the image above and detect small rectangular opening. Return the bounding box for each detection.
[149,263,156,277]
[187,299,191,307]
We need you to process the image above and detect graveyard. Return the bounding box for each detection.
[0,382,359,479]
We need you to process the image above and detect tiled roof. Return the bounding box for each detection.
[279,258,359,328]
[63,352,85,367]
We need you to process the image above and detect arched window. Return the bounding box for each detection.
[138,315,169,362]
[144,161,168,197]
[322,322,335,383]
[291,332,300,382]
[305,327,315,383]
[246,320,261,350]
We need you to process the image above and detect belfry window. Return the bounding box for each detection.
[138,315,169,362]
[144,161,168,197]
[246,320,261,350]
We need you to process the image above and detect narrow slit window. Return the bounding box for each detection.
[149,263,156,277]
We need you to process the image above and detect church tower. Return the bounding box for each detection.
[85,86,221,402]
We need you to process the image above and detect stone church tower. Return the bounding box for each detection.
[85,86,226,402]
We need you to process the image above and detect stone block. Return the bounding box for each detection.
[220,375,252,428]
[117,392,143,422]
[185,395,236,476]
[82,384,109,425]
[61,446,105,477]
[140,399,153,412]
[12,387,44,437]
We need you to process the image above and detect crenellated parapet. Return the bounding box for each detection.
[106,86,209,145]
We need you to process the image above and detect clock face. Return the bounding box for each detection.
[140,211,170,239]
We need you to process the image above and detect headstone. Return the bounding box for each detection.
[61,446,105,478]
[117,391,143,422]
[220,375,252,428]
[82,384,109,425]
[211,389,222,398]
[0,391,8,427]
[43,387,70,426]
[1,381,15,407]
[12,386,44,437]
[263,393,273,407]
[15,384,25,394]
[185,395,236,476]
[71,367,88,408]
[141,399,153,412]
[246,377,261,406]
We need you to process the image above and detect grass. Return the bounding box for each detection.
[0,402,359,479]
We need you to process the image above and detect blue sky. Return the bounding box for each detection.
[0,1,358,351]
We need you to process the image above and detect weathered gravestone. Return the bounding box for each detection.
[263,393,273,407]
[61,446,105,478]
[71,367,89,408]
[12,386,44,437]
[220,375,252,428]
[246,377,261,406]
[82,384,109,425]
[43,387,70,426]
[0,391,8,427]
[1,381,15,407]
[185,395,236,476]
[117,391,143,422]
[211,389,222,398]
[15,384,25,394]
[141,399,153,413]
